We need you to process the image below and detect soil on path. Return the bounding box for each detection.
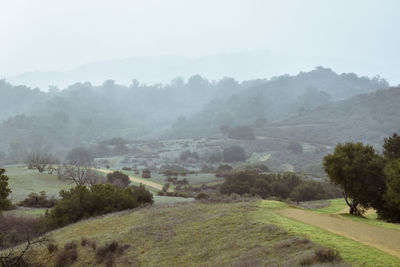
[278,208,400,259]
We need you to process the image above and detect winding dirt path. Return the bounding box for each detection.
[277,208,400,259]
[97,169,163,191]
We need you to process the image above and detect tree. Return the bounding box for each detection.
[0,169,11,211]
[378,159,400,222]
[223,146,246,162]
[66,147,93,165]
[323,142,386,215]
[383,133,400,160]
[28,153,53,172]
[106,171,130,187]
[58,164,104,186]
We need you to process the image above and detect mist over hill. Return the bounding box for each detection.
[0,67,390,164]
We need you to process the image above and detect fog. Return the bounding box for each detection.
[1,0,400,89]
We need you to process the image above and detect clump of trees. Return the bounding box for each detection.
[179,150,199,162]
[220,171,340,201]
[323,133,400,222]
[45,184,153,229]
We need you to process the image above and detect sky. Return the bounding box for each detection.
[0,0,399,85]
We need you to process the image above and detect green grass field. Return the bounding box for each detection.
[4,165,72,203]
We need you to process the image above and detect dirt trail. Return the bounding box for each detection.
[278,208,400,259]
[97,169,163,191]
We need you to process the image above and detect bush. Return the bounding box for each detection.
[195,192,209,200]
[18,191,57,208]
[45,184,153,229]
[47,242,58,253]
[106,171,130,187]
[287,141,303,154]
[55,244,78,267]
[314,247,341,262]
[142,169,151,178]
[96,241,129,266]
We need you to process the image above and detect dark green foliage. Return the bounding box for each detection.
[223,146,246,162]
[323,142,386,215]
[106,171,130,187]
[220,171,328,200]
[378,159,400,222]
[290,181,325,202]
[0,169,11,211]
[45,184,153,229]
[383,133,400,160]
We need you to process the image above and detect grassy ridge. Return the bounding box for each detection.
[26,201,342,266]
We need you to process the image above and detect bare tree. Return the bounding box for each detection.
[28,153,53,173]
[58,164,105,186]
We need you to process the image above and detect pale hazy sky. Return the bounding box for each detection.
[0,0,399,84]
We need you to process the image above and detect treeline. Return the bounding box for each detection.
[0,68,388,162]
[220,171,341,202]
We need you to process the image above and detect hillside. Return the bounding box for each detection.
[6,200,399,266]
[258,87,400,146]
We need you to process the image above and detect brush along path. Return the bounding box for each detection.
[277,207,400,260]
[97,169,163,191]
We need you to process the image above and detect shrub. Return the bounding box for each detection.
[96,241,129,266]
[195,192,209,200]
[106,171,130,188]
[45,184,153,229]
[142,169,151,178]
[55,246,78,267]
[18,191,57,208]
[47,242,58,253]
[314,247,341,262]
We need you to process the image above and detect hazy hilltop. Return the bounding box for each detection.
[0,67,390,163]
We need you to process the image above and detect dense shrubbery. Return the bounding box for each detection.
[18,191,57,208]
[220,171,340,201]
[45,184,153,229]
[227,126,255,140]
[142,169,151,178]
